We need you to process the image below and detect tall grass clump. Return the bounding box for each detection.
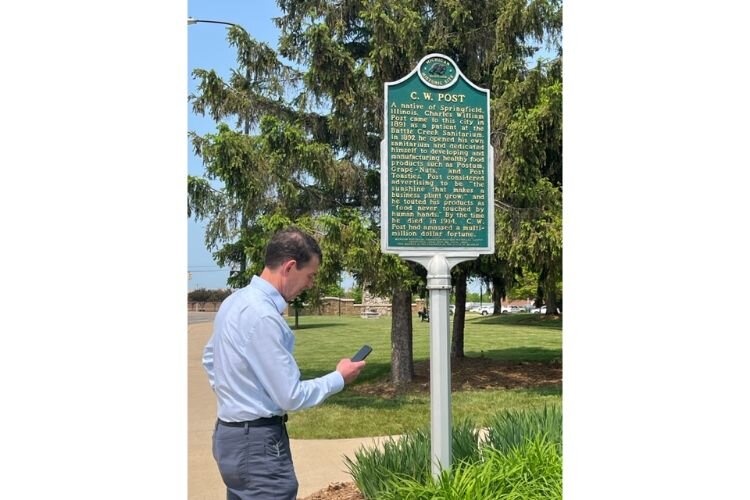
[379,435,562,500]
[345,428,430,497]
[345,419,480,498]
[346,407,562,499]
[486,404,562,453]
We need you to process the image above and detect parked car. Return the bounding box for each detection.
[449,305,456,315]
[530,305,561,314]
[479,305,494,315]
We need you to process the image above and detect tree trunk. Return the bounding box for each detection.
[536,267,547,309]
[491,276,505,315]
[545,278,558,316]
[451,269,467,358]
[390,287,414,388]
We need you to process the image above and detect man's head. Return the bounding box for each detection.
[262,227,322,302]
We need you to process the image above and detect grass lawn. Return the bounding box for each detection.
[285,313,562,439]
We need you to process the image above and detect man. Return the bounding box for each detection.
[202,227,366,499]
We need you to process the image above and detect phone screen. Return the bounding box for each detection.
[351,345,372,362]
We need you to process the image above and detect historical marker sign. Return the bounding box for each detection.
[381,53,494,255]
[381,54,495,478]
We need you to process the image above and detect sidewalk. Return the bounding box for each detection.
[188,319,390,499]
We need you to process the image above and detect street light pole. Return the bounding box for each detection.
[188,15,250,287]
[187,17,239,28]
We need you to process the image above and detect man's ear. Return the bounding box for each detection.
[283,260,297,274]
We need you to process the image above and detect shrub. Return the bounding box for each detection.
[346,407,562,499]
[485,405,562,454]
[187,288,233,303]
[380,436,562,500]
[345,419,480,499]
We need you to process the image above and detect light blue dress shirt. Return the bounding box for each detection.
[203,276,345,422]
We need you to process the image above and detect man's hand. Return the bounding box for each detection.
[336,358,366,384]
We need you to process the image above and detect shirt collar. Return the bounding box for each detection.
[250,275,288,314]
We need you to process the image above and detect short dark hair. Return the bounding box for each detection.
[264,227,322,270]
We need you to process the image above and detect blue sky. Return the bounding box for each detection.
[187,0,283,290]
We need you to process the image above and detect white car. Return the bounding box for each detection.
[479,305,494,315]
[530,305,559,314]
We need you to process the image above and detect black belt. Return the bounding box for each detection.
[218,415,288,427]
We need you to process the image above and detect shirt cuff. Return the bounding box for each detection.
[326,370,346,394]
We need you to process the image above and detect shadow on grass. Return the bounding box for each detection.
[524,385,563,396]
[469,347,562,363]
[300,362,391,384]
[289,322,343,330]
[467,314,562,329]
[327,386,561,410]
[326,393,421,410]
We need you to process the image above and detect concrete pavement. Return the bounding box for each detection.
[188,316,390,499]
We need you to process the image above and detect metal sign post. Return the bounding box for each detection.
[381,54,494,478]
[408,253,477,475]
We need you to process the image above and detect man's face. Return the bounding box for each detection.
[281,255,320,302]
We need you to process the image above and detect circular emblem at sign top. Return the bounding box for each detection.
[419,55,458,88]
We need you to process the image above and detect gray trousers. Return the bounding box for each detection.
[212,420,298,500]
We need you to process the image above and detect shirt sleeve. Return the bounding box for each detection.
[202,334,216,390]
[245,313,345,412]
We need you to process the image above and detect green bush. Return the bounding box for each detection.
[486,405,562,454]
[346,407,562,499]
[345,419,481,499]
[380,436,562,500]
[187,288,233,302]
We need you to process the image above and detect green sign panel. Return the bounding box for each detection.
[382,54,494,254]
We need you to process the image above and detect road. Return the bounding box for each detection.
[188,311,216,325]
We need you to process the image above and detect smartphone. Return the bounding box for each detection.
[351,345,372,362]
